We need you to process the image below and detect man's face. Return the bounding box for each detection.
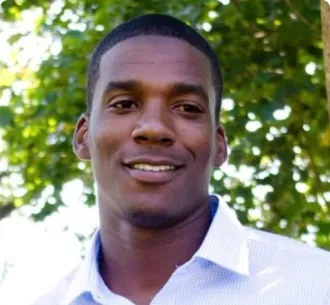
[75,36,226,228]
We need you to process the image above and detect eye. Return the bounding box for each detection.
[175,103,203,114]
[109,100,138,110]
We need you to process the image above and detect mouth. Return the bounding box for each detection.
[127,163,178,172]
[123,159,185,183]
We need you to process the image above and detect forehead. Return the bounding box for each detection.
[95,35,214,100]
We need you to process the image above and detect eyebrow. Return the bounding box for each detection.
[102,80,209,103]
[169,82,209,103]
[103,80,140,97]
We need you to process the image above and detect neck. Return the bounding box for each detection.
[99,201,211,305]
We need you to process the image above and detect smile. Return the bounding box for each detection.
[123,158,184,183]
[130,164,176,171]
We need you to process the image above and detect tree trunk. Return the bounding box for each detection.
[321,0,330,122]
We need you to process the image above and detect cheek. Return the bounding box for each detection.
[88,116,121,158]
[178,122,214,163]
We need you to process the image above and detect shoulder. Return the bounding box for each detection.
[30,268,78,305]
[246,226,330,257]
[246,226,330,275]
[244,227,330,303]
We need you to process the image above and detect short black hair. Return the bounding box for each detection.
[87,13,223,121]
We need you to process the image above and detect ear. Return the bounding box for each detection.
[213,124,227,168]
[73,113,91,160]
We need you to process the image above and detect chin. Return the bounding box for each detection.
[123,199,181,229]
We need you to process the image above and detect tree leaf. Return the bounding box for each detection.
[0,106,13,127]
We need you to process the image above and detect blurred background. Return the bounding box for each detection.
[0,0,329,303]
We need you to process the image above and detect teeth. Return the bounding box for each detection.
[131,164,176,171]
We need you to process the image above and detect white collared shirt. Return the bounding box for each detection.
[33,195,330,305]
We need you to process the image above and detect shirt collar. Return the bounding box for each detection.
[59,230,102,305]
[60,195,250,305]
[194,195,250,276]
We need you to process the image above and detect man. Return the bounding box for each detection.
[34,14,330,305]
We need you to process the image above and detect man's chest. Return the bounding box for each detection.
[152,276,323,305]
[75,272,324,305]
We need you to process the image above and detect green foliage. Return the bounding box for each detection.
[0,106,13,127]
[0,0,329,248]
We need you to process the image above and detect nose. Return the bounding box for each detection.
[132,103,175,147]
